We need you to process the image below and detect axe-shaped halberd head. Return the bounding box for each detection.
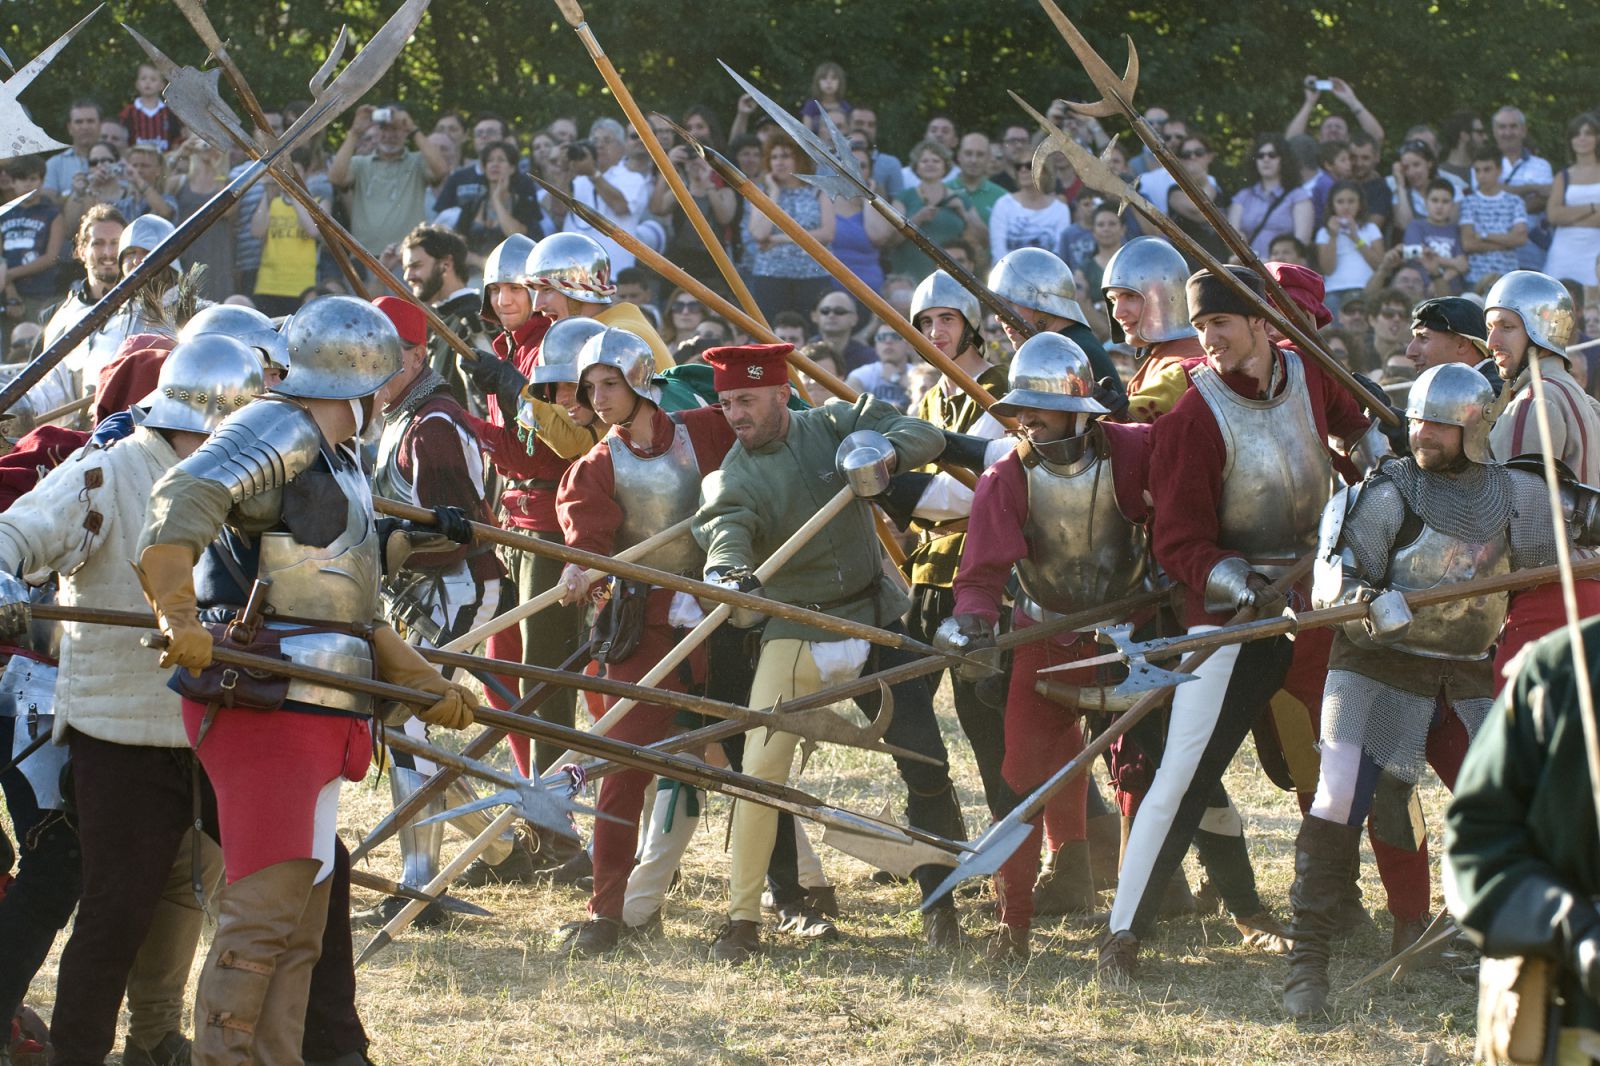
[921,817,1037,909]
[1012,92,1156,217]
[773,680,931,775]
[1,6,106,158]
[823,799,956,880]
[418,781,613,847]
[1033,624,1196,710]
[123,24,251,154]
[1342,911,1462,994]
[1033,0,1140,120]
[714,62,866,207]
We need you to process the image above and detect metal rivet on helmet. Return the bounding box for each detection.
[1485,269,1576,359]
[140,334,265,435]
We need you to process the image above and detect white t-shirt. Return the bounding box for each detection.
[1316,221,1383,292]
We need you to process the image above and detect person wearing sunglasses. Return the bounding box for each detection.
[1229,133,1313,260]
[660,287,707,346]
[62,142,132,237]
[1168,135,1230,264]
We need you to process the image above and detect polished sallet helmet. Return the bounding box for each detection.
[910,270,982,334]
[991,332,1108,417]
[526,232,616,305]
[274,295,402,400]
[1485,269,1576,360]
[576,326,658,408]
[1100,236,1197,344]
[987,247,1085,325]
[140,334,264,433]
[535,317,607,386]
[180,303,290,374]
[1405,361,1495,463]
[478,233,538,322]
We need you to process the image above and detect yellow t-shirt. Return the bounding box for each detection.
[254,197,318,298]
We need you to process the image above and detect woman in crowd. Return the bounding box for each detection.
[889,139,982,278]
[1079,202,1128,295]
[829,140,894,297]
[660,288,708,346]
[1316,179,1386,311]
[1228,132,1312,258]
[1168,132,1228,263]
[746,130,835,317]
[1389,139,1461,235]
[61,143,134,235]
[988,156,1074,267]
[1545,112,1600,304]
[455,140,541,271]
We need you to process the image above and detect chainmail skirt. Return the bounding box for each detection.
[1322,668,1491,783]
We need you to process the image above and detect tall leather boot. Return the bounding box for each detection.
[193,858,320,1065]
[254,872,333,1064]
[1032,840,1098,916]
[1086,812,1121,893]
[1283,817,1363,1020]
[124,830,220,1057]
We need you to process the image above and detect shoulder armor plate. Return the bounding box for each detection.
[174,399,323,504]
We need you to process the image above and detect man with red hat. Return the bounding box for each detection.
[692,342,969,962]
[454,235,600,886]
[363,295,507,928]
[1098,265,1388,984]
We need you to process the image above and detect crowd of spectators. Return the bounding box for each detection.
[5,59,1600,403]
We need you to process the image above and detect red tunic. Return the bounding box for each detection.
[387,389,504,581]
[1149,348,1372,627]
[952,422,1151,632]
[475,316,574,531]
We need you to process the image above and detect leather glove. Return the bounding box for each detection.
[384,507,475,575]
[1241,574,1287,618]
[0,571,32,639]
[460,347,529,413]
[705,567,763,628]
[429,505,474,545]
[1093,376,1129,421]
[877,471,934,532]
[370,624,476,730]
[132,543,213,674]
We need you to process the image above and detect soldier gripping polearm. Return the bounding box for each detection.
[7,0,1600,1058]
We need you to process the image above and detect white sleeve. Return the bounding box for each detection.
[910,434,1015,522]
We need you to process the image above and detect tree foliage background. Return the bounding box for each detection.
[6,0,1599,180]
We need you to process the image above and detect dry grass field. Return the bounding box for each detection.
[11,678,1476,1065]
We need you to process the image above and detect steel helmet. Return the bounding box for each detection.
[1485,269,1576,360]
[179,303,290,373]
[140,334,264,434]
[274,295,402,400]
[909,270,982,334]
[992,332,1108,417]
[535,317,605,386]
[117,213,180,272]
[576,327,658,409]
[1100,236,1197,344]
[526,233,615,305]
[478,233,538,322]
[987,247,1085,325]
[1406,361,1495,464]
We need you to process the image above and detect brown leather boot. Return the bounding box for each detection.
[711,919,762,963]
[1096,930,1139,985]
[923,906,964,951]
[254,870,333,1063]
[1086,812,1122,893]
[983,924,1030,962]
[1283,817,1363,1020]
[1391,915,1429,956]
[1033,840,1099,916]
[193,859,321,1065]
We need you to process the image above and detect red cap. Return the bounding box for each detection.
[1265,261,1333,329]
[703,342,792,392]
[373,295,427,347]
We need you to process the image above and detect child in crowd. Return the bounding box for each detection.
[1,156,64,329]
[118,63,183,152]
[1461,146,1530,285]
[800,62,850,130]
[1315,179,1385,311]
[1402,177,1469,294]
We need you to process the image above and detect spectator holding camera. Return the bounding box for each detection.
[1315,179,1385,310]
[330,102,450,266]
[1398,178,1469,293]
[544,118,652,273]
[1286,76,1386,147]
[171,137,237,302]
[61,141,134,237]
[1229,132,1313,257]
[120,146,176,221]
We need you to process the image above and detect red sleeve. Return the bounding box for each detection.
[682,405,736,472]
[1102,421,1153,523]
[1300,347,1372,447]
[951,450,1030,623]
[1148,385,1236,623]
[403,410,486,570]
[94,334,174,424]
[0,427,88,510]
[556,438,622,557]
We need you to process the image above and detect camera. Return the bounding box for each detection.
[1313,78,1334,92]
[565,140,594,162]
[1401,244,1424,259]
[371,107,394,126]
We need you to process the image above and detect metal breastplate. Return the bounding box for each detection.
[609,422,705,577]
[1192,353,1334,576]
[257,451,379,713]
[1014,444,1148,618]
[372,415,411,507]
[1386,523,1511,660]
[0,656,67,810]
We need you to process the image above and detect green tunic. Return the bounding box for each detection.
[693,394,944,645]
[1446,620,1600,1032]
